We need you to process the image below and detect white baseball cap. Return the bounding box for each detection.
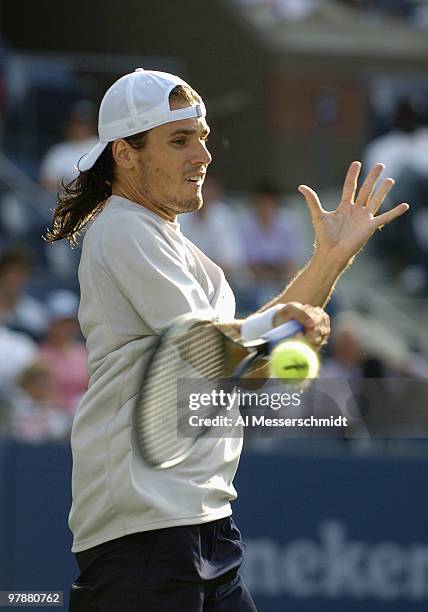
[78,68,206,172]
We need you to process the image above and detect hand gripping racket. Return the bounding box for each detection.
[135,314,303,468]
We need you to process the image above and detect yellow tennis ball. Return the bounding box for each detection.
[270,340,319,382]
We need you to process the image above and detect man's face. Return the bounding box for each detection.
[130,100,212,217]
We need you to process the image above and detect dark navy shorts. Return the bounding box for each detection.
[69,516,257,611]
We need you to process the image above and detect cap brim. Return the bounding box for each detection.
[77,142,108,172]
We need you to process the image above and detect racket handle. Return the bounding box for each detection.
[232,319,304,379]
[261,319,303,346]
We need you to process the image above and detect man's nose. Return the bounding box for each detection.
[190,141,212,166]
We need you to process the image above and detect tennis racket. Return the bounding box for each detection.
[135,314,303,469]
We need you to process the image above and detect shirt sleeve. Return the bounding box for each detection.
[100,213,216,333]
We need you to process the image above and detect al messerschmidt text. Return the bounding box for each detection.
[189,415,348,428]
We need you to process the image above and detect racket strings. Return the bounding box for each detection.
[137,321,227,467]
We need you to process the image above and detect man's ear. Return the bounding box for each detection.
[112,139,135,169]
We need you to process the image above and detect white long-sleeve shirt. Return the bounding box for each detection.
[69,195,241,553]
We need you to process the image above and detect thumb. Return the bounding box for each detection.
[298,185,324,221]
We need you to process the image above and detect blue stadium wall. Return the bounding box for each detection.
[0,440,427,611]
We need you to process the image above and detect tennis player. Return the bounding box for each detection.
[46,68,408,612]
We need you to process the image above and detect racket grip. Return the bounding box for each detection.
[261,319,303,345]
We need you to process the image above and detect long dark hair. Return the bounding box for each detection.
[44,84,201,247]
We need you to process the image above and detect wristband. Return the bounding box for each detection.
[241,305,284,342]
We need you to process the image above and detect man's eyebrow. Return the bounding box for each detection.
[168,127,210,137]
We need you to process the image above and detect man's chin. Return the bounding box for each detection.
[178,196,203,214]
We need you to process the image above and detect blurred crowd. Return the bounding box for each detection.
[1,73,428,445]
[0,98,96,442]
[0,254,87,443]
[364,97,428,294]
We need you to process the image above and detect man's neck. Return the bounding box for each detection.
[111,184,176,222]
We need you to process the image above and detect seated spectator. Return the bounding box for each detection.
[0,325,36,385]
[39,100,98,192]
[10,360,71,443]
[0,246,48,340]
[320,312,408,378]
[39,290,88,414]
[320,320,365,379]
[364,98,428,291]
[179,174,245,281]
[239,179,308,307]
[364,97,428,185]
[39,101,98,279]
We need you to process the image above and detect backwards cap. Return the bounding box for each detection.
[79,68,206,171]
